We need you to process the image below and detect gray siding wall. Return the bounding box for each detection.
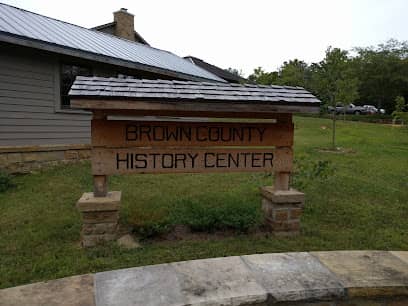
[0,49,91,147]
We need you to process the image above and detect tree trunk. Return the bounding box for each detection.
[332,108,337,150]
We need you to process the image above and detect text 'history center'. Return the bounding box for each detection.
[116,151,275,170]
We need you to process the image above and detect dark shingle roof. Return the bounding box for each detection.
[69,76,321,106]
[0,3,224,82]
[91,21,150,46]
[184,56,247,83]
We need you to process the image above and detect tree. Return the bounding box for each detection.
[248,67,279,85]
[225,68,244,78]
[248,60,311,88]
[313,47,360,149]
[353,39,408,113]
[392,96,408,124]
[279,59,310,88]
[394,95,406,112]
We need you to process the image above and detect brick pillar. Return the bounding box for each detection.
[261,187,304,236]
[260,113,304,235]
[77,191,121,247]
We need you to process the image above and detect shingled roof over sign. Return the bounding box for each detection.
[0,3,225,83]
[69,76,321,107]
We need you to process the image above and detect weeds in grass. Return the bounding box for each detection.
[292,155,335,190]
[129,195,262,239]
[171,196,261,233]
[0,171,14,193]
[129,207,170,238]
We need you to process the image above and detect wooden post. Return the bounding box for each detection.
[274,114,293,191]
[92,111,108,197]
[93,175,108,197]
[260,113,304,235]
[274,172,290,191]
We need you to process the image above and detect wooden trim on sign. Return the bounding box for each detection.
[72,99,320,115]
[91,147,293,175]
[92,109,295,120]
[91,120,294,148]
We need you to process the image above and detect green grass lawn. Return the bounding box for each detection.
[1,116,407,289]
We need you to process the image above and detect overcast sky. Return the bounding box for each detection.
[2,0,408,76]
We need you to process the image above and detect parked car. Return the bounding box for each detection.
[328,103,366,115]
[363,105,386,114]
[363,105,378,115]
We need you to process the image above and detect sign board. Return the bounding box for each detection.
[91,119,293,175]
[92,120,294,148]
[92,147,292,175]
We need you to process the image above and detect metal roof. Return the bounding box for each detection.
[69,76,321,106]
[0,3,225,82]
[91,21,150,46]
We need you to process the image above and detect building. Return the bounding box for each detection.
[92,9,247,83]
[0,3,225,172]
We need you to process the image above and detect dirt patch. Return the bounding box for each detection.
[317,147,356,154]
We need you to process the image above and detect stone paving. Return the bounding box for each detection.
[1,251,408,306]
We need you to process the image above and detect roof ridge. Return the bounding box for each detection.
[0,2,171,51]
[0,2,225,82]
[74,76,309,91]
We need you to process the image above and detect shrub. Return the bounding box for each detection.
[129,207,170,238]
[394,96,406,112]
[392,112,408,125]
[171,196,261,233]
[292,156,335,190]
[0,171,14,193]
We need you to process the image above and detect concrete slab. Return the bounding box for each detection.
[172,256,268,306]
[0,274,94,306]
[312,251,408,298]
[95,264,186,306]
[242,252,345,302]
[391,251,408,265]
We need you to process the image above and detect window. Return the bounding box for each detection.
[60,64,92,109]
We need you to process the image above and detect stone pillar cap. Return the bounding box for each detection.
[77,191,121,212]
[260,186,305,203]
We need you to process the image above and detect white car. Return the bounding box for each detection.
[363,105,385,114]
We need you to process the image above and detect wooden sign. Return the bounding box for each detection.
[92,147,292,175]
[91,120,294,148]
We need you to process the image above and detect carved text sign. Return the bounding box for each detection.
[92,120,294,147]
[92,147,292,175]
[91,120,293,175]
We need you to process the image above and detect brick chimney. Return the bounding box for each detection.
[113,8,134,41]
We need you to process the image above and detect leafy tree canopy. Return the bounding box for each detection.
[247,39,408,113]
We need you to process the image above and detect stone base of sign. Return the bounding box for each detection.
[76,191,121,247]
[260,186,305,236]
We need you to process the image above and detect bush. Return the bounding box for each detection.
[0,171,14,193]
[292,156,335,190]
[172,197,261,233]
[128,194,262,238]
[392,111,408,125]
[129,207,170,238]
